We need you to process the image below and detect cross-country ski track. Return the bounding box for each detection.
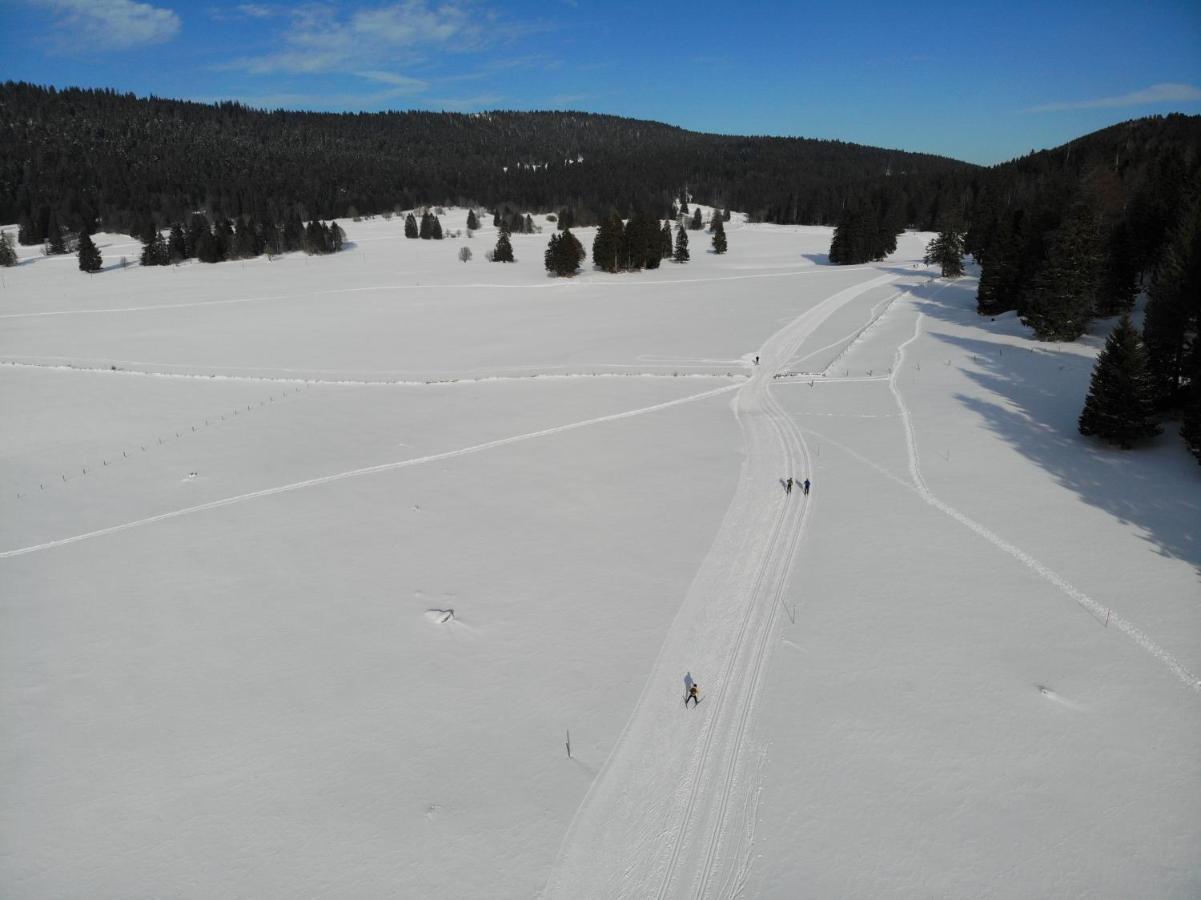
[543,270,1200,899]
[543,272,899,898]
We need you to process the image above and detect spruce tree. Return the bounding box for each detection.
[46,219,67,255]
[140,230,167,266]
[1143,192,1200,408]
[405,213,419,238]
[689,208,703,230]
[592,213,623,273]
[673,223,690,263]
[660,220,674,259]
[431,214,443,239]
[1078,315,1161,449]
[1094,220,1139,316]
[77,231,102,272]
[167,223,186,262]
[545,229,584,276]
[330,221,345,252]
[492,227,514,262]
[924,229,965,277]
[1021,204,1101,341]
[711,217,727,254]
[0,231,17,267]
[466,209,479,231]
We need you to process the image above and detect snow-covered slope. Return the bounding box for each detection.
[1,215,1197,898]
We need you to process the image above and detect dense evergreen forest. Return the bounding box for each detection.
[963,114,1201,459]
[0,82,976,239]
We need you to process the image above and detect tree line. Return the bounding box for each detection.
[0,81,976,242]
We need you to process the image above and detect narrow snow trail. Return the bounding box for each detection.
[542,272,899,899]
[887,307,1201,694]
[0,382,739,559]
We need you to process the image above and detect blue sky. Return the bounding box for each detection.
[2,0,1199,165]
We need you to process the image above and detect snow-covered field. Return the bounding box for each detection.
[1,214,1198,898]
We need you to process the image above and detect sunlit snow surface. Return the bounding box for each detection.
[1,215,1197,898]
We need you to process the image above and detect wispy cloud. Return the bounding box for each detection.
[43,0,180,50]
[1027,82,1201,113]
[221,1,498,77]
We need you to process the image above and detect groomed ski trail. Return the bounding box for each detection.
[542,272,900,899]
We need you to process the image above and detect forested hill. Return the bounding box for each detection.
[0,81,977,238]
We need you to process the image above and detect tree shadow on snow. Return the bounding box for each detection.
[902,280,1200,573]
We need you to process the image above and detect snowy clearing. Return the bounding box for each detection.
[1,215,1198,898]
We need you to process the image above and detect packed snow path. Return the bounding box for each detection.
[544,273,899,898]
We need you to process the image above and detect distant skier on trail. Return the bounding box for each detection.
[802,478,810,495]
[785,477,793,495]
[686,683,700,707]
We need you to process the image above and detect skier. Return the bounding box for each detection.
[785,477,793,495]
[686,683,700,707]
[802,478,810,495]
[754,355,760,365]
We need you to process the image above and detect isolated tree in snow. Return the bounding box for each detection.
[924,229,965,277]
[0,231,17,267]
[492,227,514,262]
[404,213,419,238]
[709,208,724,232]
[711,217,727,254]
[77,231,102,272]
[459,246,472,263]
[466,209,480,231]
[1078,315,1161,449]
[689,207,704,230]
[660,220,674,259]
[545,230,585,277]
[673,223,690,263]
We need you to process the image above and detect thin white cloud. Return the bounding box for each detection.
[44,0,180,49]
[354,70,429,91]
[1027,82,1201,113]
[223,1,488,76]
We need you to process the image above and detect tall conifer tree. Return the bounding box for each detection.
[77,231,102,272]
[1078,315,1161,448]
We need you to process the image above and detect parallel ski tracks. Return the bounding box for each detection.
[544,271,902,900]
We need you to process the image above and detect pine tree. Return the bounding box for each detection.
[545,229,584,276]
[1022,204,1101,341]
[330,221,345,251]
[557,208,574,231]
[405,213,419,238]
[1143,191,1201,408]
[466,209,480,231]
[660,220,673,259]
[689,208,703,230]
[0,231,17,267]
[1181,360,1201,465]
[524,214,534,234]
[1094,220,1140,316]
[673,223,690,263]
[77,231,102,272]
[492,226,514,262]
[709,208,723,232]
[592,213,623,273]
[1078,315,1161,449]
[711,217,727,254]
[431,214,443,239]
[140,230,167,266]
[924,229,965,277]
[167,223,186,262]
[46,219,67,255]
[16,214,36,246]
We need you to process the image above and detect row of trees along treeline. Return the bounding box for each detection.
[823,115,1200,463]
[1,81,975,241]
